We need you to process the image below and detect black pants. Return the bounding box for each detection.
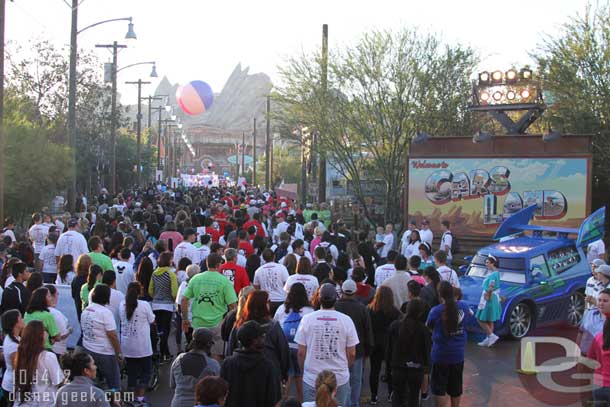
[270,301,283,317]
[370,344,390,397]
[391,366,423,407]
[175,310,182,346]
[42,272,57,284]
[153,310,172,357]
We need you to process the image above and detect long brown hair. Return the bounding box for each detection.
[14,321,46,397]
[235,290,270,328]
[125,282,141,320]
[368,285,398,314]
[75,254,92,278]
[315,370,339,407]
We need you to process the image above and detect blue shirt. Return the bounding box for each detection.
[426,300,470,364]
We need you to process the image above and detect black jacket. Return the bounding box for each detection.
[420,283,439,309]
[385,317,431,373]
[358,241,380,284]
[220,348,282,407]
[71,275,87,319]
[335,297,374,358]
[368,307,401,350]
[0,281,31,315]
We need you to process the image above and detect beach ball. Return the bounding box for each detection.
[176,80,214,116]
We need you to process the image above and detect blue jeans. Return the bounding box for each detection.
[593,386,610,404]
[348,357,364,407]
[87,350,121,391]
[303,380,350,407]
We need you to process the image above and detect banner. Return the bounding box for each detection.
[407,157,589,237]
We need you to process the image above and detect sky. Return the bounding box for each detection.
[4,0,587,105]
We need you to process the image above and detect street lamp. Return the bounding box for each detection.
[67,3,135,209]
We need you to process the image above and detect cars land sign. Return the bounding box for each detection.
[408,158,588,236]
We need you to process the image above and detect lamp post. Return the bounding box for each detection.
[67,8,135,210]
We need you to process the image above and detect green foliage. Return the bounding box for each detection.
[275,29,479,224]
[531,2,610,207]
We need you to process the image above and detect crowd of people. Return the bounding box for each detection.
[0,183,603,407]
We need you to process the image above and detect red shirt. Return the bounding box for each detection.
[243,220,265,238]
[355,283,373,304]
[238,240,255,257]
[219,262,251,294]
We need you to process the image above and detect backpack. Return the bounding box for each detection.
[444,232,461,254]
[281,310,302,344]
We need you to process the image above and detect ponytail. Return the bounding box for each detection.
[125,282,141,320]
[315,370,339,407]
[439,280,458,335]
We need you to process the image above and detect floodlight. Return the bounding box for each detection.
[413,132,430,144]
[543,131,561,142]
[478,72,490,85]
[491,71,503,82]
[480,91,490,102]
[520,68,533,80]
[472,131,492,143]
[506,90,516,100]
[492,91,503,101]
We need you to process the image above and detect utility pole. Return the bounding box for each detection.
[96,41,127,194]
[67,0,78,212]
[318,24,329,203]
[156,106,163,170]
[241,132,245,179]
[300,129,307,205]
[126,79,150,187]
[0,0,6,222]
[265,95,271,190]
[147,95,162,129]
[252,118,257,187]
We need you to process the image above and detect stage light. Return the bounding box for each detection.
[492,91,503,101]
[520,68,533,80]
[480,91,490,102]
[505,69,517,83]
[479,71,490,84]
[506,90,516,100]
[491,70,503,82]
[520,89,530,99]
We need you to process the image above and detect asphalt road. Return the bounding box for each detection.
[148,323,589,407]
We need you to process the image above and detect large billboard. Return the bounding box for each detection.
[407,157,589,237]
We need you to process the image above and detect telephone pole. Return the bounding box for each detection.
[265,95,271,190]
[318,24,329,203]
[126,79,151,186]
[252,118,257,187]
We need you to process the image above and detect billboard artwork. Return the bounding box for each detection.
[408,158,588,236]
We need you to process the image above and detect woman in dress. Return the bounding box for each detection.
[475,255,502,347]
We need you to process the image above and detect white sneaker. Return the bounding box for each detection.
[487,334,499,347]
[477,337,490,346]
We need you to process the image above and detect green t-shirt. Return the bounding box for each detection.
[80,281,101,310]
[88,252,115,272]
[183,271,237,328]
[24,310,59,350]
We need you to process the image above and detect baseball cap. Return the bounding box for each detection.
[319,283,338,302]
[237,320,265,347]
[192,328,215,348]
[597,265,610,278]
[280,202,287,208]
[68,218,79,228]
[342,279,357,295]
[592,259,606,267]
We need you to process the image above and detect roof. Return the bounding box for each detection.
[479,236,575,259]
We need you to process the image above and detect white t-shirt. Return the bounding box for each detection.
[374,263,396,287]
[89,288,125,322]
[173,241,200,266]
[119,299,156,358]
[294,309,360,387]
[114,260,135,295]
[253,262,290,302]
[40,244,57,275]
[404,241,421,260]
[284,274,319,300]
[196,244,211,263]
[380,233,394,259]
[588,239,606,263]
[1,335,19,392]
[420,228,434,246]
[55,271,76,285]
[274,304,315,326]
[54,230,89,264]
[437,265,460,288]
[81,302,117,355]
[1,229,15,243]
[401,229,414,249]
[441,232,453,259]
[176,280,193,320]
[50,307,71,355]
[29,223,50,254]
[21,351,64,407]
[318,242,339,263]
